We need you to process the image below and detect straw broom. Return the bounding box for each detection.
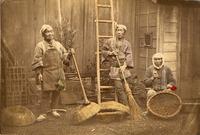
[70,48,101,124]
[116,55,142,120]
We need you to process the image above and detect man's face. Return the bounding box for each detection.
[43,27,54,42]
[116,28,125,39]
[154,57,163,67]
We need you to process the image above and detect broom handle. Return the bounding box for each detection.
[115,55,128,84]
[71,49,90,103]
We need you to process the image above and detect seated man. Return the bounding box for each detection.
[144,53,177,99]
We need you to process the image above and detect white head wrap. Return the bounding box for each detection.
[40,24,53,35]
[152,53,164,69]
[116,24,127,32]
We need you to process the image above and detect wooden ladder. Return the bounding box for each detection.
[95,0,117,104]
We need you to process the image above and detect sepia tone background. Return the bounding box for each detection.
[1,0,200,101]
[1,0,200,134]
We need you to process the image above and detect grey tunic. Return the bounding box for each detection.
[101,37,134,79]
[144,65,176,91]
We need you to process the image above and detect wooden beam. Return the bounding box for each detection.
[152,0,200,5]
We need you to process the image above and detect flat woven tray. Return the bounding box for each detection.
[147,91,182,118]
[1,105,36,126]
[72,102,100,124]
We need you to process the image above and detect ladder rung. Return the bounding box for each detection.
[100,86,114,89]
[98,35,113,38]
[97,4,111,8]
[100,68,110,71]
[65,72,77,75]
[96,20,113,23]
[101,90,114,93]
[102,97,115,101]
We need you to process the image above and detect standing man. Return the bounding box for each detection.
[144,53,177,99]
[32,24,72,121]
[101,24,134,105]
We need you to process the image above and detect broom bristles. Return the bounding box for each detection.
[124,83,142,120]
[115,55,142,120]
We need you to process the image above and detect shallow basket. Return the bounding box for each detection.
[147,91,182,118]
[72,102,100,124]
[1,105,36,126]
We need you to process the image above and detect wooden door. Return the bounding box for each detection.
[180,6,200,100]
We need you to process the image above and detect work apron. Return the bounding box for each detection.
[42,46,65,91]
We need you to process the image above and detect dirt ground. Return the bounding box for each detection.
[1,104,199,135]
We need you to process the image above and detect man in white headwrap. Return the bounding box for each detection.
[144,53,176,99]
[32,24,74,121]
[101,24,134,105]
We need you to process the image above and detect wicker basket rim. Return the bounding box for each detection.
[147,91,182,118]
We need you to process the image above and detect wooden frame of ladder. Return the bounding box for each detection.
[95,0,116,104]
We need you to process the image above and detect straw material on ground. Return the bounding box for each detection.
[147,91,182,119]
[1,105,36,126]
[100,101,130,114]
[96,111,127,123]
[72,102,100,124]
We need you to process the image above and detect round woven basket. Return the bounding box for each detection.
[1,105,36,126]
[147,91,182,118]
[72,102,100,124]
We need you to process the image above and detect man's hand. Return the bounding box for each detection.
[120,62,127,72]
[70,48,75,55]
[38,73,43,82]
[163,89,172,93]
[153,70,159,78]
[167,84,177,91]
[167,84,173,89]
[108,50,119,56]
[112,50,119,56]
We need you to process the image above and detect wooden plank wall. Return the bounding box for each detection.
[179,6,200,100]
[135,0,157,79]
[158,5,179,81]
[1,0,136,75]
[1,0,36,67]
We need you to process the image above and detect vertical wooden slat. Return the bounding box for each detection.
[83,0,96,76]
[33,0,45,43]
[0,3,1,109]
[61,0,72,24]
[71,0,84,73]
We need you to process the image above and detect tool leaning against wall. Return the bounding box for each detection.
[70,48,100,125]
